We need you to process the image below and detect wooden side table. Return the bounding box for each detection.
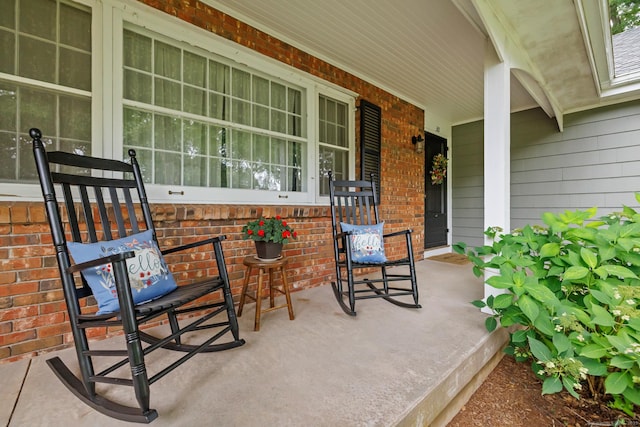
[238,255,295,331]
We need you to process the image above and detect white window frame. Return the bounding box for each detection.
[0,0,356,205]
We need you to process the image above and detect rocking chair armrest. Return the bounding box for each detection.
[383,228,413,239]
[334,230,352,240]
[161,235,227,255]
[67,251,135,274]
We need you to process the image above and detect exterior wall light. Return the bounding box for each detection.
[412,135,424,154]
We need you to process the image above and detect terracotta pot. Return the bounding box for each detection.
[254,241,283,260]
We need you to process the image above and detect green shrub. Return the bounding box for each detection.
[454,195,640,416]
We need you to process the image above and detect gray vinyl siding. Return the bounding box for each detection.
[451,99,640,248]
[451,120,484,248]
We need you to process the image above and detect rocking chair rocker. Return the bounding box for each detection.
[328,171,421,316]
[30,128,245,423]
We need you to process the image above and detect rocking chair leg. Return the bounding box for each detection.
[331,281,357,316]
[47,357,158,423]
[168,311,181,345]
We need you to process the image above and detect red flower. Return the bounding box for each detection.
[293,231,298,238]
[282,221,287,226]
[247,229,254,235]
[259,220,265,226]
[276,215,281,220]
[258,229,265,237]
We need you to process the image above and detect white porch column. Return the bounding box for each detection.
[483,44,510,312]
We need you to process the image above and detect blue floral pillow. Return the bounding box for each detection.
[67,230,178,314]
[339,222,387,264]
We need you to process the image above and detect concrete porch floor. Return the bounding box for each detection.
[1,258,508,426]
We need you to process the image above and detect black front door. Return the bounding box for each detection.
[424,133,448,249]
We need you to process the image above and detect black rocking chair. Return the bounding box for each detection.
[30,128,245,423]
[328,171,421,316]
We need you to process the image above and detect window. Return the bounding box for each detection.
[318,94,350,196]
[0,0,91,182]
[122,27,305,193]
[0,0,355,204]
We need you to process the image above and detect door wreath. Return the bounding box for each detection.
[430,153,448,185]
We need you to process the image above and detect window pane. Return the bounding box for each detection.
[272,82,285,110]
[124,70,152,103]
[231,129,250,159]
[209,93,229,120]
[253,134,269,163]
[124,108,152,148]
[209,60,229,93]
[253,76,269,105]
[154,41,180,80]
[0,31,15,74]
[0,0,15,29]
[20,87,56,133]
[184,120,206,157]
[19,36,55,83]
[183,52,206,87]
[232,69,250,100]
[154,151,180,185]
[60,3,91,51]
[231,160,251,189]
[184,86,206,115]
[19,0,55,40]
[209,157,229,188]
[59,95,91,140]
[232,99,250,125]
[0,132,17,180]
[0,83,17,131]
[184,155,207,186]
[59,48,91,91]
[124,30,151,72]
[154,114,181,151]
[154,77,181,110]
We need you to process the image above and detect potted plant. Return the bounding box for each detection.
[242,216,297,260]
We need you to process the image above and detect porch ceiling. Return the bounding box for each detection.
[206,0,609,125]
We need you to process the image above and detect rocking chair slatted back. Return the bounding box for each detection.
[331,177,379,227]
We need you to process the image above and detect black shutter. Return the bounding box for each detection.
[360,100,381,203]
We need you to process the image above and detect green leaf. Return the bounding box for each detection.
[620,222,640,237]
[563,266,589,281]
[539,242,560,258]
[591,304,615,327]
[485,316,498,332]
[562,376,580,399]
[577,357,608,376]
[534,315,556,337]
[580,344,608,359]
[590,289,612,305]
[623,386,640,405]
[493,293,513,309]
[542,376,563,395]
[523,282,558,304]
[511,329,528,343]
[470,299,486,308]
[606,333,633,353]
[553,333,571,354]
[605,371,630,395]
[517,294,539,323]
[610,355,635,370]
[486,275,514,289]
[580,247,598,269]
[528,336,553,362]
[598,265,638,279]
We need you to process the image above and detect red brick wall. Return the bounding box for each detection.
[0,0,424,363]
